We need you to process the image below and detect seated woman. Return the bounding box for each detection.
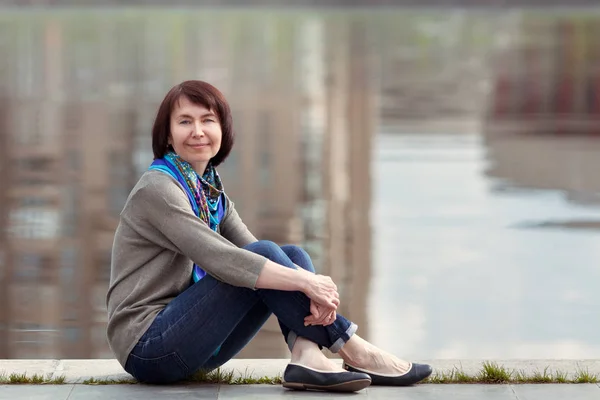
[106,80,432,392]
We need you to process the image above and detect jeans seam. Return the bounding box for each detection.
[161,280,256,343]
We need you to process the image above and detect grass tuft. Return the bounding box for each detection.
[83,377,137,385]
[573,368,599,384]
[188,367,234,384]
[9,373,29,384]
[554,370,568,383]
[530,367,553,383]
[425,368,458,384]
[229,368,283,385]
[478,362,512,383]
[29,373,45,384]
[513,369,528,384]
[51,375,67,384]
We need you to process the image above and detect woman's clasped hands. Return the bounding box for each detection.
[298,268,339,327]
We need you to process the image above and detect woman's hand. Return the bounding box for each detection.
[301,273,340,310]
[293,266,338,325]
[304,300,337,326]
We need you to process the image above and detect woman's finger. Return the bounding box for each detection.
[323,312,333,326]
[310,300,320,319]
[305,312,318,325]
[306,301,336,326]
[314,307,330,325]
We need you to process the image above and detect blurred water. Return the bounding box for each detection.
[370,133,600,359]
[1,7,600,360]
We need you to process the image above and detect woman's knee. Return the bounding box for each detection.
[244,240,287,263]
[280,245,315,273]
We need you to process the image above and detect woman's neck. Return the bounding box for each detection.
[191,161,209,176]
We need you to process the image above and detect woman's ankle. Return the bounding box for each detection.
[338,334,370,366]
[290,337,344,371]
[290,336,318,363]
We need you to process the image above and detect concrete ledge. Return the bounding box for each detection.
[1,359,600,384]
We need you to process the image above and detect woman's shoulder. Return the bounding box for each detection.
[137,170,179,188]
[127,170,187,206]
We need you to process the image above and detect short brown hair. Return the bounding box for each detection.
[152,80,234,167]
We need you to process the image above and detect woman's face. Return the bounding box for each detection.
[169,95,222,174]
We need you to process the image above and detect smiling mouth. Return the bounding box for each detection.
[188,144,209,148]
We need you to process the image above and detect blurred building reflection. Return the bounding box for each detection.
[484,15,600,203]
[0,12,375,359]
[488,16,600,134]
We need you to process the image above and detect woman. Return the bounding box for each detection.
[106,80,432,392]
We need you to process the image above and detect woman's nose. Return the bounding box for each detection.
[192,121,204,136]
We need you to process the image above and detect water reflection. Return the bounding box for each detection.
[371,132,600,359]
[1,8,600,360]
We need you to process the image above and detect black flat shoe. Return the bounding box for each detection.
[343,362,432,386]
[282,363,371,392]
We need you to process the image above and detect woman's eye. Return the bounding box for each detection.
[180,120,190,125]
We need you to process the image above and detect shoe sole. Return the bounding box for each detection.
[283,378,371,392]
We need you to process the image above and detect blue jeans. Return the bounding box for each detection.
[124,240,358,384]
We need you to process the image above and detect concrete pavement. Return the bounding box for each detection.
[1,383,600,399]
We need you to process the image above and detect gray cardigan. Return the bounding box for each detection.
[106,171,267,367]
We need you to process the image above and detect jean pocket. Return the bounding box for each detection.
[128,352,189,384]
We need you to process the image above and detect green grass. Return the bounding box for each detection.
[82,377,137,385]
[187,367,283,385]
[423,362,599,384]
[0,363,598,385]
[0,372,66,385]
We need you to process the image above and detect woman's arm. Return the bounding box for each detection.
[255,259,308,291]
[256,260,340,309]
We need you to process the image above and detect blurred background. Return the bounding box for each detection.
[1,1,600,361]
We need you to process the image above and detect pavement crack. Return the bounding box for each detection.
[49,359,60,380]
[510,384,521,400]
[65,384,76,400]
[216,383,222,400]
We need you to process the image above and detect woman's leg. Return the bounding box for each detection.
[274,245,314,348]
[125,273,263,384]
[197,301,272,371]
[126,240,356,383]
[199,244,318,371]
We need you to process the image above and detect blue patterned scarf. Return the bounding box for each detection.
[148,151,225,282]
